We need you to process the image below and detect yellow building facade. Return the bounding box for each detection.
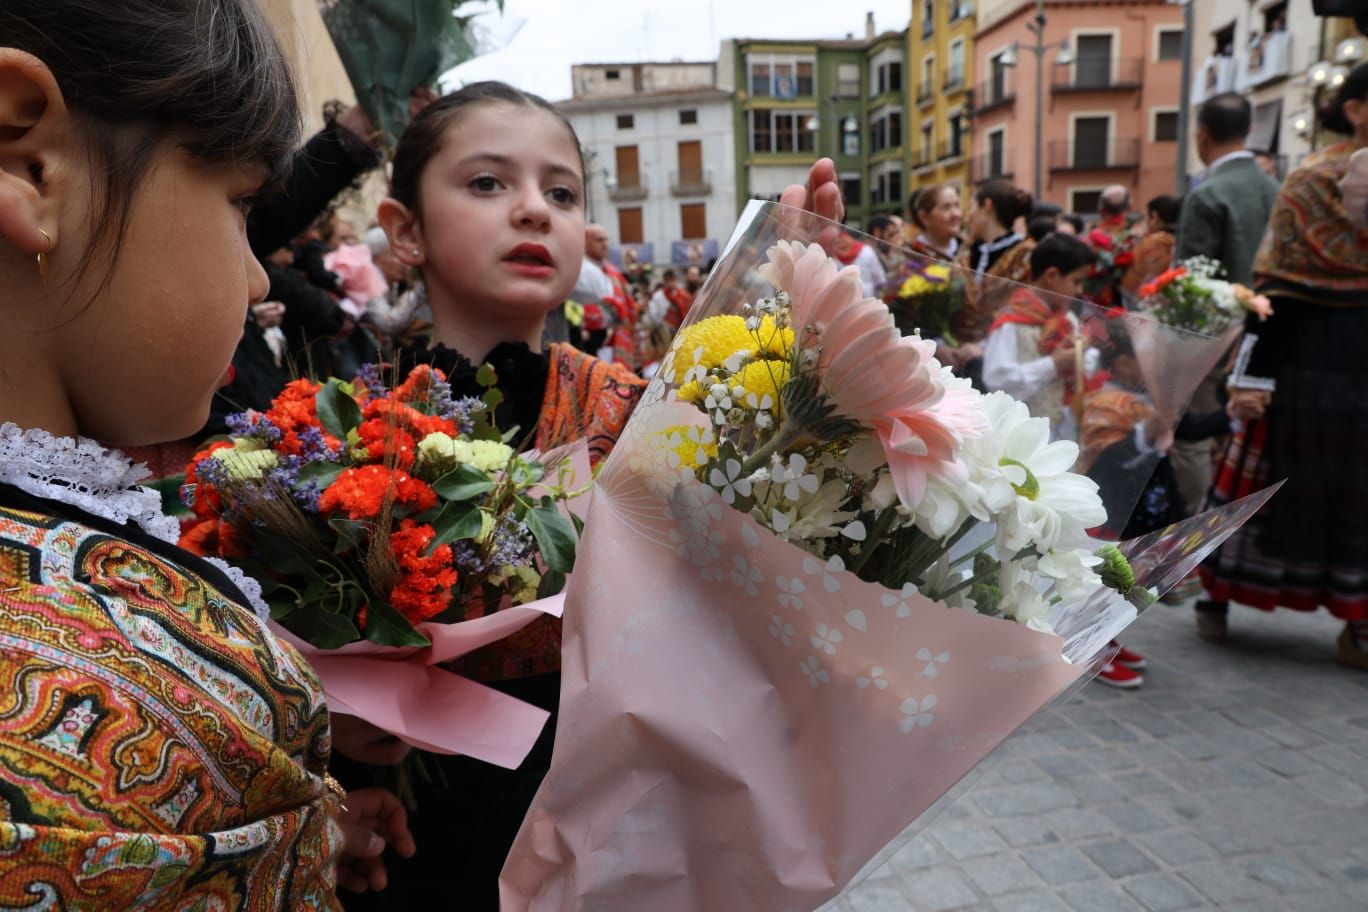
[906,0,977,204]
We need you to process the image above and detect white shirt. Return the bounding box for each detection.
[853,244,887,298]
[570,257,614,304]
[1204,149,1254,176]
[982,323,1059,403]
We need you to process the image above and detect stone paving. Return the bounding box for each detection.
[840,599,1368,912]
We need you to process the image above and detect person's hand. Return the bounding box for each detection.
[1142,413,1175,452]
[1050,345,1076,375]
[250,301,285,329]
[1227,387,1271,422]
[935,342,961,368]
[335,104,378,147]
[957,342,983,363]
[331,714,411,765]
[335,787,417,893]
[409,85,440,121]
[778,158,845,223]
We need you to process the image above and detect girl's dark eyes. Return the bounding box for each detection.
[549,186,578,206]
[470,174,502,192]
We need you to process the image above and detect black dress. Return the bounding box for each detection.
[335,341,560,911]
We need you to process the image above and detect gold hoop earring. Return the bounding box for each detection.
[37,229,53,282]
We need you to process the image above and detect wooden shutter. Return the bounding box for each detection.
[680,204,707,240]
[618,208,644,245]
[615,145,640,189]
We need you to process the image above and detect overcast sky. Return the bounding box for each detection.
[444,0,915,102]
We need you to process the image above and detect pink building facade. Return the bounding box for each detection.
[970,0,1185,217]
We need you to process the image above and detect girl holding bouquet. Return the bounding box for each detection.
[340,81,845,908]
[0,1,414,905]
[1196,63,1368,669]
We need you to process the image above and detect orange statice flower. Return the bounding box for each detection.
[356,419,419,470]
[388,519,459,623]
[318,465,438,520]
[183,440,234,518]
[361,396,457,440]
[264,379,338,456]
[1138,266,1187,299]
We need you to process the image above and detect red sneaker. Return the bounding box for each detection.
[1096,661,1144,689]
[1112,643,1147,671]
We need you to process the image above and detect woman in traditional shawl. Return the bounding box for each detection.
[1196,63,1368,669]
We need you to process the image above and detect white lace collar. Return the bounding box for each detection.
[0,423,269,620]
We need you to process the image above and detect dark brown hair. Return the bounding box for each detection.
[389,81,586,216]
[1,0,300,282]
[911,183,957,230]
[976,180,1034,228]
[1320,61,1368,137]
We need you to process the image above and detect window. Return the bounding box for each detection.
[887,169,902,207]
[1070,189,1102,215]
[680,203,707,240]
[679,109,698,125]
[748,54,816,98]
[615,145,641,188]
[869,110,902,153]
[1073,116,1111,168]
[617,207,643,244]
[947,41,965,88]
[677,140,703,183]
[922,0,935,39]
[873,61,903,96]
[1157,29,1183,62]
[1213,23,1235,57]
[606,69,621,80]
[840,175,862,207]
[920,121,934,165]
[1153,109,1179,142]
[1075,34,1113,89]
[988,52,1010,104]
[948,112,965,158]
[988,128,1006,178]
[748,109,816,154]
[837,63,861,97]
[616,114,634,130]
[1263,1,1288,33]
[920,56,936,100]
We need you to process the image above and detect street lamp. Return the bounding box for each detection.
[997,0,1074,199]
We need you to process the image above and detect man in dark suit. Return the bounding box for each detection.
[1175,92,1279,285]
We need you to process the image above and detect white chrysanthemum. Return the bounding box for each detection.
[1037,548,1104,602]
[759,478,858,542]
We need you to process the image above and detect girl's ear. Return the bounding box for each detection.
[378,198,424,268]
[0,49,72,257]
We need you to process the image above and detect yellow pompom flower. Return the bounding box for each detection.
[659,425,718,468]
[729,359,791,412]
[674,315,793,373]
[677,379,710,404]
[898,264,953,299]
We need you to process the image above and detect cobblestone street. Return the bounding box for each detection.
[842,600,1368,912]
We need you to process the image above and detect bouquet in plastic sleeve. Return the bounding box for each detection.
[1131,256,1273,424]
[499,203,1275,911]
[881,256,967,343]
[1081,227,1137,309]
[318,0,504,147]
[180,362,588,772]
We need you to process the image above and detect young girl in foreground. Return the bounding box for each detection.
[0,1,411,906]
[339,81,844,910]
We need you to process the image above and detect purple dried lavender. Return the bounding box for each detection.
[355,362,387,400]
[487,517,534,568]
[451,541,490,575]
[297,425,339,462]
[224,410,283,444]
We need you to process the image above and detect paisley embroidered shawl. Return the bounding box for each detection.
[0,503,343,910]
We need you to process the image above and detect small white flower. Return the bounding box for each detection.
[768,614,795,645]
[755,411,774,430]
[810,623,843,656]
[776,576,806,610]
[899,695,939,732]
[880,582,920,619]
[708,459,753,504]
[840,520,867,542]
[856,666,889,690]
[729,555,763,596]
[770,454,820,501]
[916,647,950,678]
[800,656,830,688]
[744,391,775,411]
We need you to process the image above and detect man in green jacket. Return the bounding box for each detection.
[1175,92,1280,285]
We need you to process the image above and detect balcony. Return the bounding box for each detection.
[670,169,713,198]
[937,139,966,162]
[914,149,933,170]
[1191,54,1235,105]
[916,80,935,106]
[972,76,1015,114]
[970,152,1012,184]
[943,68,967,92]
[608,171,648,202]
[1050,57,1143,93]
[1048,137,1140,172]
[948,0,974,22]
[1236,30,1292,90]
[922,17,933,39]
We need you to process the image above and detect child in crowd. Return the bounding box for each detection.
[0,1,414,904]
[982,233,1098,435]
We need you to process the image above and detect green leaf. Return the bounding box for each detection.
[315,380,362,442]
[309,611,362,649]
[298,462,344,490]
[475,363,498,388]
[525,502,577,574]
[427,504,484,553]
[328,516,367,555]
[432,464,495,501]
[483,387,505,412]
[536,568,566,600]
[364,599,431,647]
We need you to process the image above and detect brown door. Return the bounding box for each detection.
[617,208,644,244]
[680,203,707,240]
[615,145,640,189]
[677,140,703,183]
